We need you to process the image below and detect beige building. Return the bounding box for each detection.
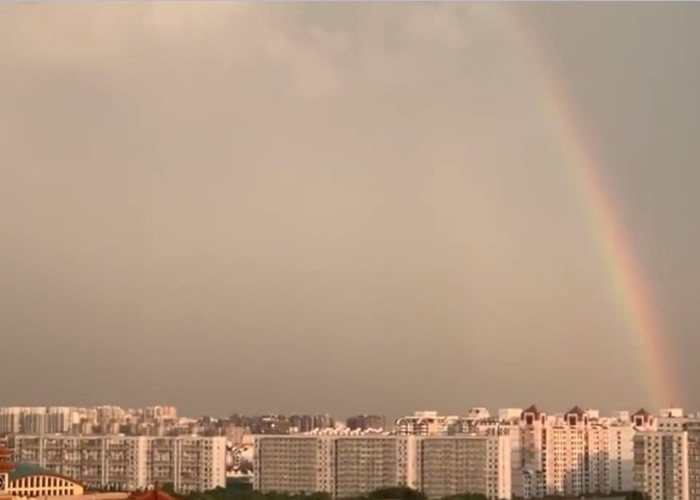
[686,422,700,500]
[633,430,689,500]
[10,435,225,493]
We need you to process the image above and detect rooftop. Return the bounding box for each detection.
[8,463,82,485]
[131,489,177,500]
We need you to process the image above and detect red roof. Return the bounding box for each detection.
[0,445,14,472]
[131,489,177,500]
[0,462,15,472]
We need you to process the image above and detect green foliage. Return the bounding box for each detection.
[367,488,427,500]
[173,486,499,500]
[162,484,177,495]
[440,494,488,500]
[176,487,332,500]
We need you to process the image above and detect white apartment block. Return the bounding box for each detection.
[254,434,509,500]
[633,431,689,500]
[609,424,635,492]
[10,435,226,493]
[515,405,640,499]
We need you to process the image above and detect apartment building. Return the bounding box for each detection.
[254,434,507,500]
[685,422,700,500]
[633,431,689,500]
[544,407,610,496]
[0,408,21,435]
[335,436,418,499]
[516,405,639,498]
[609,424,635,492]
[417,435,511,500]
[0,408,75,436]
[10,435,225,493]
[254,435,333,494]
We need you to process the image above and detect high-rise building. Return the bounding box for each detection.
[9,434,226,493]
[516,405,637,498]
[633,430,689,500]
[686,422,700,500]
[19,408,48,435]
[144,406,178,423]
[334,436,418,499]
[608,424,635,492]
[0,408,21,435]
[418,435,511,500]
[46,407,74,434]
[254,434,509,500]
[255,435,332,494]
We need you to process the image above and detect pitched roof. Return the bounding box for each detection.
[566,406,585,417]
[633,408,651,417]
[522,405,543,416]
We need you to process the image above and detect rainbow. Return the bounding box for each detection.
[500,6,679,409]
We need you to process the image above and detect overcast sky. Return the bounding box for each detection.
[1,2,699,419]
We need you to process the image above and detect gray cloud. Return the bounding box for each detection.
[1,2,698,417]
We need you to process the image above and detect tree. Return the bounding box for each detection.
[441,494,489,500]
[368,487,427,500]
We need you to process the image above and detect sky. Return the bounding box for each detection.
[1,2,700,419]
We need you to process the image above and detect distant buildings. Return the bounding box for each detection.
[345,415,386,431]
[0,407,180,437]
[396,411,460,436]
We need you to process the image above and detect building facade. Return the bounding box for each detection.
[254,434,508,500]
[417,435,511,500]
[9,435,225,493]
[608,424,635,492]
[515,405,640,499]
[633,431,689,500]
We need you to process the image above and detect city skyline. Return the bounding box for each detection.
[2,2,700,417]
